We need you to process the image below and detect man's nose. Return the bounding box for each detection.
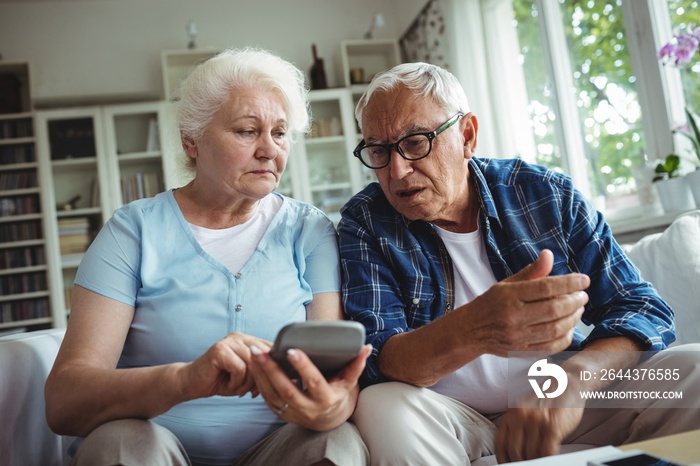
[388,147,413,178]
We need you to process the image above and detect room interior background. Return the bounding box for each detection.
[0,0,425,104]
[1,0,698,335]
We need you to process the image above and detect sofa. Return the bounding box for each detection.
[0,328,75,466]
[1,210,698,466]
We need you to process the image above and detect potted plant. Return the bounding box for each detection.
[653,153,696,213]
[653,153,681,182]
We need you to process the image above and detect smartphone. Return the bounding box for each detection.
[587,449,687,466]
[269,321,365,379]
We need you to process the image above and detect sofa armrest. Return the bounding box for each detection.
[0,329,76,466]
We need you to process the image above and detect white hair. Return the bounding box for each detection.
[355,62,470,129]
[178,47,310,142]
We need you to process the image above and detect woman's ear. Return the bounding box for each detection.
[462,113,479,157]
[181,132,198,158]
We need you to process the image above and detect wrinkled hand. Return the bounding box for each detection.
[180,332,272,400]
[465,250,590,356]
[495,387,585,462]
[248,343,371,431]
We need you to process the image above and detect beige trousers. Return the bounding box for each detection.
[71,418,368,466]
[351,344,700,466]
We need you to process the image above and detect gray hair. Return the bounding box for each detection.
[355,62,470,129]
[178,47,310,143]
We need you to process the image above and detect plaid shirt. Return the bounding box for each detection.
[338,157,676,387]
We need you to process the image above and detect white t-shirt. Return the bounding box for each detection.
[430,224,509,413]
[188,194,282,274]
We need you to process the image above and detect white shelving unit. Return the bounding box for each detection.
[161,49,220,101]
[36,102,169,326]
[338,39,401,188]
[102,101,167,212]
[0,61,54,332]
[294,88,366,223]
[35,106,111,327]
[159,49,221,192]
[340,39,401,90]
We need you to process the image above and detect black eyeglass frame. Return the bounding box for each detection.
[353,112,465,169]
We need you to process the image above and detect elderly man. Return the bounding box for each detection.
[338,62,699,465]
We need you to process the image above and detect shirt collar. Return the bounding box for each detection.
[468,158,502,230]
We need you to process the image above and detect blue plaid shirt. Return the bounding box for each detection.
[338,157,676,387]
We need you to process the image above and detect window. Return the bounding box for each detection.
[667,1,700,113]
[478,0,697,218]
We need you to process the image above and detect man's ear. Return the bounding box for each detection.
[181,132,198,158]
[462,113,478,157]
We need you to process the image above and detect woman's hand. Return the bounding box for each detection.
[179,332,272,400]
[248,343,371,431]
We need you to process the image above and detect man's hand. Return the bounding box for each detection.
[377,249,590,386]
[463,249,590,357]
[481,250,590,461]
[495,390,585,462]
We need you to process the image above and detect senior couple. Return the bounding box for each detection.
[46,48,699,465]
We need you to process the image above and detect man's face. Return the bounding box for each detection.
[360,86,478,228]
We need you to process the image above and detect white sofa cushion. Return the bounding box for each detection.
[623,210,700,346]
[0,328,75,466]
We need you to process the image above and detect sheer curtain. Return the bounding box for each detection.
[399,0,528,161]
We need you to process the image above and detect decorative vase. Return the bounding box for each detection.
[686,168,700,208]
[632,163,662,215]
[653,176,697,214]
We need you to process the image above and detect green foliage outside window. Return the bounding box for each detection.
[512,0,700,207]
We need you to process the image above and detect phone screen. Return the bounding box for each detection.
[603,453,682,466]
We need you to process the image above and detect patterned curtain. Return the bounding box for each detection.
[400,0,449,69]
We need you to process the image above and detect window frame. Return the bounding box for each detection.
[447,0,691,219]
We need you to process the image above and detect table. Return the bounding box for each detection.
[619,429,700,464]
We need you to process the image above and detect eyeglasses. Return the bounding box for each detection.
[353,112,465,169]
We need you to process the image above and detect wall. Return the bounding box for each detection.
[0,0,428,105]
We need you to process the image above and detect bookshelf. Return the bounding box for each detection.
[102,101,166,212]
[161,49,220,101]
[339,39,401,90]
[0,61,53,333]
[35,102,170,325]
[36,106,112,326]
[294,88,366,224]
[339,39,401,188]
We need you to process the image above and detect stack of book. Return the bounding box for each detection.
[121,171,164,204]
[57,217,90,255]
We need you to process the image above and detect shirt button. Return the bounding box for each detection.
[235,272,242,279]
[235,304,243,312]
[412,298,420,305]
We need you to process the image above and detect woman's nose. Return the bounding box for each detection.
[255,133,279,159]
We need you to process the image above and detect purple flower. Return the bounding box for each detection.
[658,23,700,68]
[658,43,674,60]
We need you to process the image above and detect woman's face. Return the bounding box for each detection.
[185,87,290,201]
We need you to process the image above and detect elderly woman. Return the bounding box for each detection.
[45,48,369,466]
